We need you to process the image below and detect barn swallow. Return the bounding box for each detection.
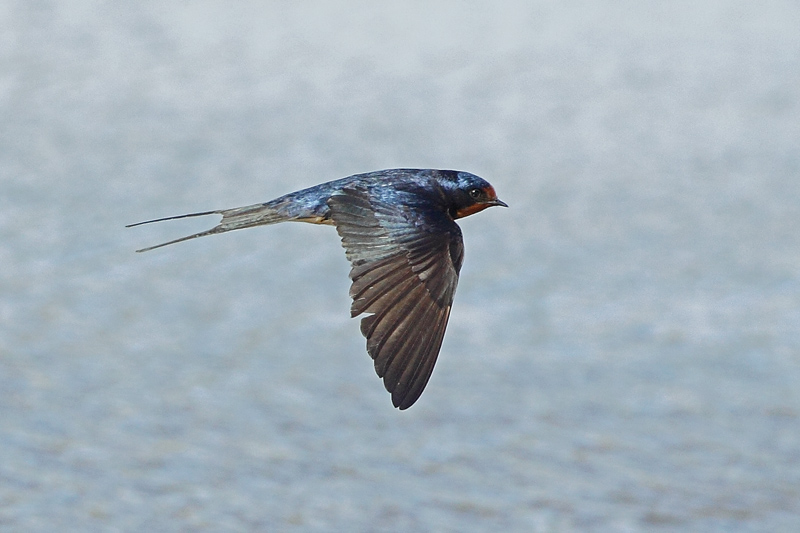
[128,168,506,409]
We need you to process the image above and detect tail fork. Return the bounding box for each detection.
[127,202,290,252]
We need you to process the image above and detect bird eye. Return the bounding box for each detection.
[468,188,483,199]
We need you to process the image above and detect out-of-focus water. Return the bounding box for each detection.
[2,1,799,531]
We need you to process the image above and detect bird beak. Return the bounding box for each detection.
[490,198,508,208]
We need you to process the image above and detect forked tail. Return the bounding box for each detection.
[127,202,290,252]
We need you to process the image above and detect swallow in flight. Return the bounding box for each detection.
[128,168,506,409]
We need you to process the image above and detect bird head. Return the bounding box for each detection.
[441,171,508,219]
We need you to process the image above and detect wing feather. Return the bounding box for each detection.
[349,257,414,316]
[328,186,463,409]
[367,281,429,375]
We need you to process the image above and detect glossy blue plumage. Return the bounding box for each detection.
[129,168,505,409]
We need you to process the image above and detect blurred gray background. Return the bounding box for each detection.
[2,1,799,531]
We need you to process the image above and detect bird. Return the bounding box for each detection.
[128,168,506,409]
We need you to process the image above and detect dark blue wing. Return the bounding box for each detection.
[328,186,463,409]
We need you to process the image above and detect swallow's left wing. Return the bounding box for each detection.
[328,186,463,409]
